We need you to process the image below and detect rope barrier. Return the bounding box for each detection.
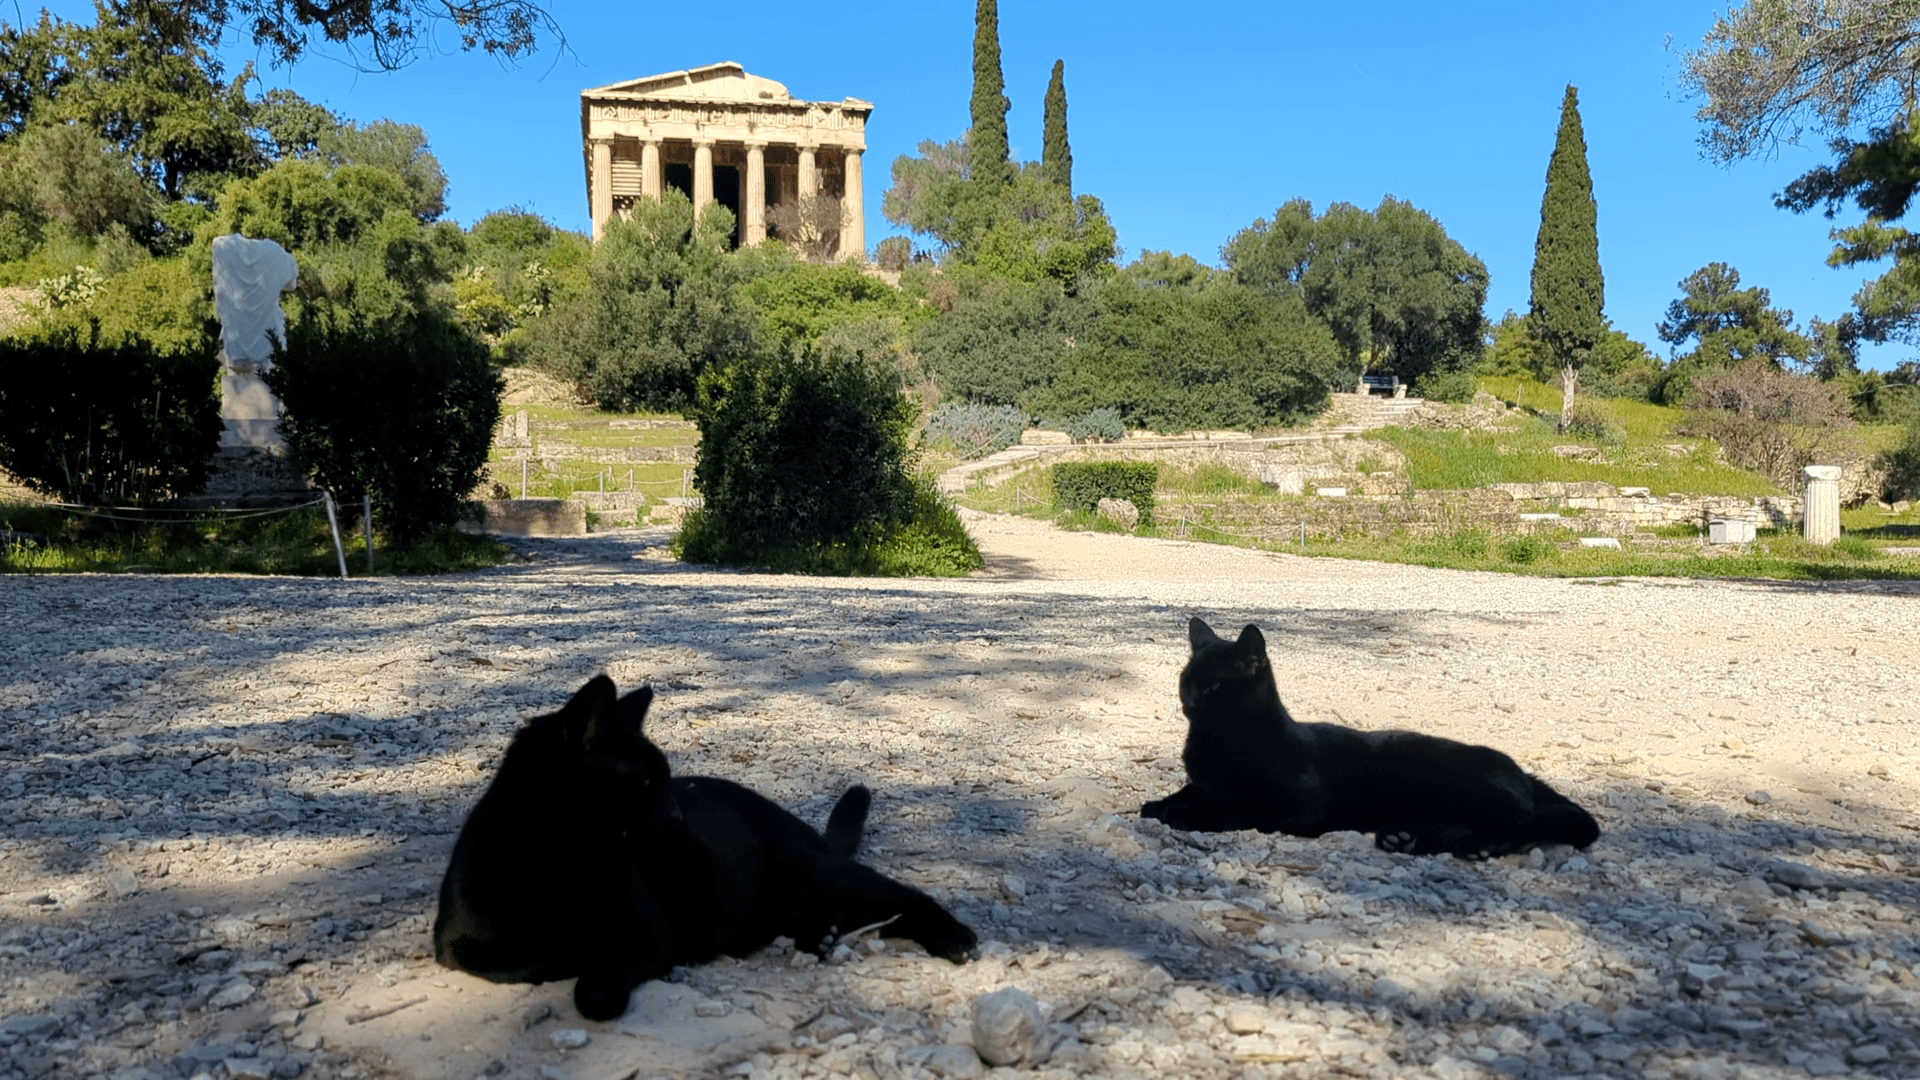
[5,496,328,525]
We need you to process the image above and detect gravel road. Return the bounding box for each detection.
[1,510,1916,1080]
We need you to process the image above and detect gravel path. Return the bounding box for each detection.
[2,511,1917,1080]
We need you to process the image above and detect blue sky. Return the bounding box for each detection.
[29,0,1911,368]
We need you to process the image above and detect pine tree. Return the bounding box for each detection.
[969,0,1013,186]
[1042,59,1072,192]
[1529,84,1604,427]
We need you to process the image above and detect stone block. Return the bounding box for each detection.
[467,498,586,537]
[1578,537,1621,549]
[1096,498,1140,530]
[1020,429,1071,446]
[1315,487,1348,498]
[1708,519,1755,544]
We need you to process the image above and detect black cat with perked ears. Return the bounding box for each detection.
[1140,618,1600,858]
[434,675,977,1022]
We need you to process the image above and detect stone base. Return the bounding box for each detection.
[182,447,314,509]
[460,498,587,537]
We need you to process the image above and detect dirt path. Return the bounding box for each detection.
[1,514,1916,1080]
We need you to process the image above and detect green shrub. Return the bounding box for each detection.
[924,402,1025,459]
[1413,370,1477,403]
[266,310,502,544]
[1499,534,1557,564]
[1561,399,1626,444]
[0,323,221,507]
[1877,422,1920,501]
[681,346,919,562]
[1064,406,1124,443]
[1050,461,1157,526]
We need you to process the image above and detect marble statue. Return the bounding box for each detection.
[210,234,299,450]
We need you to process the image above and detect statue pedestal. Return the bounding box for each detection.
[182,446,313,510]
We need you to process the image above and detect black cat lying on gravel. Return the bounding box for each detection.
[1140,619,1600,858]
[434,675,976,1021]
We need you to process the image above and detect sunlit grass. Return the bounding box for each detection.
[0,503,510,576]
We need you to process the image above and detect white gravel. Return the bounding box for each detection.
[1,509,1917,1080]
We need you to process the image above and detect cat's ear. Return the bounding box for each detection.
[563,674,619,718]
[1235,625,1269,671]
[617,685,654,734]
[576,674,623,747]
[1188,617,1220,649]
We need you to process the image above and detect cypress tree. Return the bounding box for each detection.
[1529,84,1605,408]
[969,0,1013,186]
[1042,59,1072,192]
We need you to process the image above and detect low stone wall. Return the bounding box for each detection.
[1194,484,1802,542]
[463,498,586,537]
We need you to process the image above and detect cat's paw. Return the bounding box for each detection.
[573,972,635,1021]
[1376,830,1418,854]
[922,924,979,965]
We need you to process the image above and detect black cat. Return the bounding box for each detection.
[433,675,681,1020]
[1140,618,1600,858]
[657,774,978,967]
[434,675,976,1022]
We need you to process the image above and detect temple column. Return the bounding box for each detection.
[744,141,767,246]
[640,139,662,200]
[589,138,613,241]
[693,140,714,218]
[797,143,818,198]
[841,148,865,263]
[1803,465,1843,545]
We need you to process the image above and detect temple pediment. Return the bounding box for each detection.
[585,63,872,111]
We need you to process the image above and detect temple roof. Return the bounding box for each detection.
[582,62,870,109]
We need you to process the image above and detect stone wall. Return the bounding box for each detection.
[1189,483,1802,542]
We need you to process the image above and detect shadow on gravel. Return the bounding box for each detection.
[4,559,1917,1077]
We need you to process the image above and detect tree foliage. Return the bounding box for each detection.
[161,0,563,70]
[1682,0,1920,163]
[1657,262,1813,370]
[2,4,257,200]
[968,0,1012,187]
[1529,85,1605,376]
[913,275,1089,409]
[1042,59,1071,192]
[738,251,923,355]
[1482,310,1661,399]
[1225,197,1488,386]
[1686,2,1920,353]
[211,156,465,325]
[1039,276,1340,433]
[524,189,753,412]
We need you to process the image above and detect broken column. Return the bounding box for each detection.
[1802,465,1842,546]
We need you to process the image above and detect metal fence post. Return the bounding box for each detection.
[322,491,348,579]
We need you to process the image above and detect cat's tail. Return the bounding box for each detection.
[824,784,872,857]
[1529,778,1601,850]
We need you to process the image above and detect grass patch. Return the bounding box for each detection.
[0,503,509,576]
[1369,426,1777,495]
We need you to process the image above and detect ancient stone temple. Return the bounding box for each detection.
[580,62,871,261]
